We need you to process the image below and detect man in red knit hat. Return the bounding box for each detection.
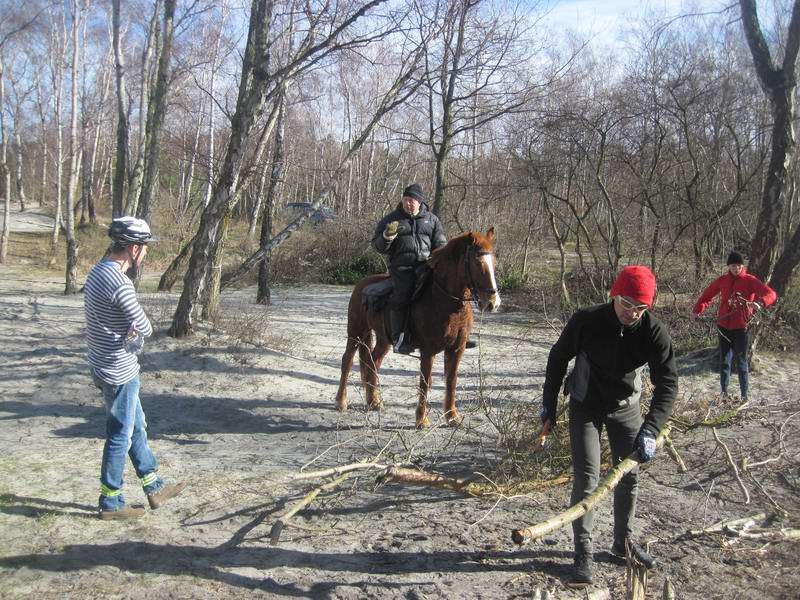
[691,250,777,401]
[540,265,678,586]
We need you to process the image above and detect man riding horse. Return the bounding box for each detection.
[372,183,447,354]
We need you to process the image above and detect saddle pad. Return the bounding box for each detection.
[363,277,393,313]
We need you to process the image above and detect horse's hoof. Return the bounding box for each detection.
[367,401,383,411]
[336,401,348,412]
[416,417,431,429]
[446,413,463,428]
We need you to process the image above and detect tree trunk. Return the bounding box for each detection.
[430,2,471,222]
[158,232,196,291]
[181,109,204,213]
[13,129,26,212]
[202,1,227,209]
[111,0,128,217]
[739,0,800,282]
[257,93,286,304]
[170,0,390,337]
[136,0,176,224]
[169,0,277,338]
[50,11,66,255]
[64,0,83,295]
[125,0,161,216]
[0,55,9,263]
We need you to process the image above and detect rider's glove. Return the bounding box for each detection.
[634,425,658,462]
[383,221,400,239]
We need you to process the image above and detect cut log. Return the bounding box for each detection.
[511,423,672,544]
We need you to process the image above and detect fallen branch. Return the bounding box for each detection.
[746,470,787,516]
[686,512,767,537]
[663,434,688,473]
[682,400,751,430]
[735,527,800,541]
[380,466,572,497]
[510,422,672,545]
[294,462,390,480]
[270,471,355,545]
[712,427,750,504]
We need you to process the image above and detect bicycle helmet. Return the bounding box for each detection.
[108,216,156,245]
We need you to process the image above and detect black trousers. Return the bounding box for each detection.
[569,397,642,556]
[388,266,416,309]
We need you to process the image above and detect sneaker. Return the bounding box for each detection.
[147,481,187,509]
[99,505,145,520]
[570,554,593,586]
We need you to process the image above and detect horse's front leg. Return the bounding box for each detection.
[416,353,434,428]
[443,347,465,427]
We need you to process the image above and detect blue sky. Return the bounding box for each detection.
[540,0,727,48]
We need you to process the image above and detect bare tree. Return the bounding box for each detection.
[739,0,800,295]
[135,0,176,223]
[63,0,85,294]
[1,1,51,262]
[169,0,393,338]
[110,0,128,217]
[0,54,9,263]
[125,0,162,216]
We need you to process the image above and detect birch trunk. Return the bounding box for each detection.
[202,0,227,208]
[50,10,67,254]
[169,0,276,337]
[257,92,287,304]
[64,0,84,295]
[0,55,9,263]
[136,0,175,224]
[13,128,26,212]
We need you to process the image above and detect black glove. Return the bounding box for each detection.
[540,407,555,427]
[634,425,658,462]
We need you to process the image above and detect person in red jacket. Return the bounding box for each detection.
[691,251,777,400]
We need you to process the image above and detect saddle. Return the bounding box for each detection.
[361,264,432,314]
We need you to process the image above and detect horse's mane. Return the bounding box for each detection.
[428,230,494,269]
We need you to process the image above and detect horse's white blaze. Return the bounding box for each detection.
[481,254,501,310]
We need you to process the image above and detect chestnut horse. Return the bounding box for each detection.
[335,228,501,428]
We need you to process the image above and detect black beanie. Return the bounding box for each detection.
[402,183,425,203]
[727,250,744,265]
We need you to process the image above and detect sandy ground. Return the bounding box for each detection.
[0,263,798,599]
[0,204,54,233]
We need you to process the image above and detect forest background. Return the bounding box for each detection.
[0,0,798,349]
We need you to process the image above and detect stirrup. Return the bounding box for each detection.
[393,333,414,355]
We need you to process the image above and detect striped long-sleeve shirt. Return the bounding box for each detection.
[84,259,153,385]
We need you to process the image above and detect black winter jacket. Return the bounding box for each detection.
[541,302,678,434]
[372,202,447,267]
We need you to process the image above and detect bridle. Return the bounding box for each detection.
[466,245,498,299]
[432,244,497,304]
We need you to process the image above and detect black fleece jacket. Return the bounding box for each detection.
[372,202,447,267]
[542,302,678,434]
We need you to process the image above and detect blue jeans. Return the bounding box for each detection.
[92,372,163,510]
[718,327,749,397]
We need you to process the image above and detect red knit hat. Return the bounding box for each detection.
[610,266,656,307]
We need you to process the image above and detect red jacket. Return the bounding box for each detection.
[693,269,777,330]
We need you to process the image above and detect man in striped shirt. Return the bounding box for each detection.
[85,217,185,520]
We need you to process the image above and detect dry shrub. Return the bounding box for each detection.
[226,216,385,286]
[206,300,295,354]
